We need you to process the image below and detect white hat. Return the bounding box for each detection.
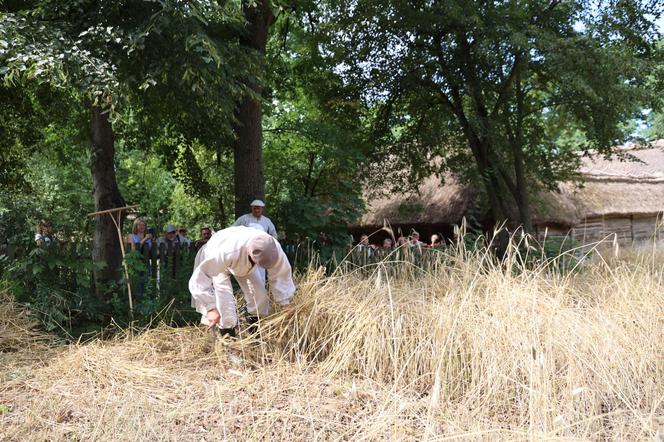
[250,199,265,207]
[247,235,279,269]
[165,224,176,233]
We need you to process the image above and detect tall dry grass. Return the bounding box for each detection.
[1,241,662,440]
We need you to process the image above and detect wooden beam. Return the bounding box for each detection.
[86,204,139,217]
[86,204,139,314]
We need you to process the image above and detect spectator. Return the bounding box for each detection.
[429,233,444,248]
[177,226,192,246]
[190,226,295,337]
[126,217,153,297]
[396,236,408,247]
[35,219,54,248]
[233,200,277,291]
[356,234,376,257]
[357,234,375,250]
[448,231,460,245]
[126,217,153,252]
[382,238,393,250]
[233,199,278,239]
[157,224,180,247]
[409,231,424,247]
[195,226,212,249]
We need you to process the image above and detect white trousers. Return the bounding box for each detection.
[203,266,269,329]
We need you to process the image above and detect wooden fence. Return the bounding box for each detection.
[125,241,198,283]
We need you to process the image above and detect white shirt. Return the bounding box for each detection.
[189,226,295,314]
[233,213,278,239]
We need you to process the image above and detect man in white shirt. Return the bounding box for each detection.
[233,200,278,302]
[409,231,424,247]
[189,226,295,337]
[233,199,278,238]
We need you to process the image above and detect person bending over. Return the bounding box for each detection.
[189,226,295,337]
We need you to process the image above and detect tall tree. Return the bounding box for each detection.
[315,0,663,231]
[89,105,125,289]
[1,0,247,299]
[262,7,369,244]
[233,0,276,218]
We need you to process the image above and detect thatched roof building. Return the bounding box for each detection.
[358,142,664,245]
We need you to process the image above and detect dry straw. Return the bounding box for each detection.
[1,236,663,440]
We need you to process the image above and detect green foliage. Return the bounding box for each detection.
[1,238,202,335]
[522,235,584,273]
[116,149,177,230]
[310,0,663,226]
[117,246,200,326]
[640,110,664,140]
[263,11,369,246]
[3,239,106,333]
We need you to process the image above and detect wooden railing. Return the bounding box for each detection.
[125,241,198,282]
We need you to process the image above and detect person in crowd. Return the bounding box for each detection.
[317,231,331,248]
[429,233,444,248]
[233,200,278,291]
[177,226,192,246]
[195,226,212,249]
[396,236,408,247]
[448,231,460,245]
[35,219,54,248]
[233,199,278,239]
[356,234,376,256]
[126,217,154,296]
[190,226,296,337]
[357,234,375,250]
[409,231,424,247]
[382,238,394,250]
[157,224,180,247]
[126,217,153,252]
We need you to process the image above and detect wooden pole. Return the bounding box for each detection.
[87,204,139,314]
[87,204,139,217]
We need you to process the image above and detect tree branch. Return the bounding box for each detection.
[490,52,523,119]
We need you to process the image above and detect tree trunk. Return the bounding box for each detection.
[90,105,125,298]
[511,80,533,233]
[444,89,509,229]
[232,0,275,218]
[512,140,533,233]
[468,137,508,225]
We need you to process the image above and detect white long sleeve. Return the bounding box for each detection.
[268,248,296,305]
[233,214,278,239]
[189,251,230,313]
[189,226,296,319]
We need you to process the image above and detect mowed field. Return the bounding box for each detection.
[1,243,663,441]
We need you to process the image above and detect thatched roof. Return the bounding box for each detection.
[534,180,664,226]
[538,144,664,225]
[358,175,477,226]
[579,140,664,182]
[360,142,664,227]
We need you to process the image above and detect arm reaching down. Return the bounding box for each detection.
[268,248,296,306]
[189,249,229,314]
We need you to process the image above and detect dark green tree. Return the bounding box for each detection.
[314,0,663,231]
[261,4,369,246]
[1,0,248,300]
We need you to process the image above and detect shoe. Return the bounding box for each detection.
[218,327,236,338]
[245,315,259,335]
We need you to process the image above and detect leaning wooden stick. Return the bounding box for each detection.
[87,204,140,314]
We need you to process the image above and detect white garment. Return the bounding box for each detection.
[233,214,278,239]
[189,226,295,328]
[35,233,52,244]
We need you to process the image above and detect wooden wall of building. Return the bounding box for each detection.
[536,213,663,246]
